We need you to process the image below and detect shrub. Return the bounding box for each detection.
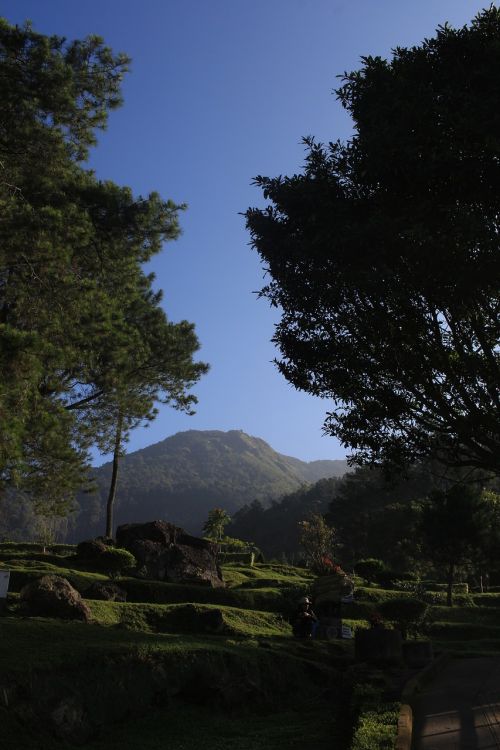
[378,597,429,638]
[393,579,425,596]
[423,581,469,594]
[354,559,387,584]
[354,587,402,604]
[98,548,136,579]
[351,703,399,750]
[345,665,399,750]
[421,590,447,606]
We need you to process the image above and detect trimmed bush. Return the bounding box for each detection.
[423,581,469,594]
[99,548,136,579]
[378,597,429,638]
[354,559,387,584]
[354,587,403,604]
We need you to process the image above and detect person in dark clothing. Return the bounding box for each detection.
[292,596,318,638]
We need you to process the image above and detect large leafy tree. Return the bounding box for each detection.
[246,8,500,475]
[0,20,207,515]
[326,465,433,571]
[419,484,489,606]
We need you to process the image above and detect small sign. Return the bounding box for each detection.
[0,571,10,599]
[341,624,353,639]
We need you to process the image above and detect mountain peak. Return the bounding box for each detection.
[76,430,348,539]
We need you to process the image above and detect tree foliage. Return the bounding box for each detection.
[0,19,208,512]
[298,512,337,573]
[327,465,432,571]
[378,597,429,639]
[203,507,231,542]
[354,559,387,585]
[228,476,340,561]
[419,484,488,605]
[246,8,500,475]
[0,19,131,502]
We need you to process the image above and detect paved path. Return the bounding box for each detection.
[412,657,500,749]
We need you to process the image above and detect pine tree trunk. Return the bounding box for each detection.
[447,561,455,607]
[105,412,123,539]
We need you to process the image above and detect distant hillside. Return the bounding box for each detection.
[74,430,348,539]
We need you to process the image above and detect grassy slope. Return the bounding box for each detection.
[5,548,500,749]
[4,703,342,750]
[0,552,350,750]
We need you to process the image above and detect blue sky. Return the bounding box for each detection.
[3,0,491,464]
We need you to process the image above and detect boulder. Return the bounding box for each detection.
[116,521,224,588]
[20,575,92,621]
[116,520,211,551]
[84,582,127,602]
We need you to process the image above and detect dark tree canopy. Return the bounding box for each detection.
[419,484,489,605]
[246,8,500,475]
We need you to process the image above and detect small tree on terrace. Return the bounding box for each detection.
[203,508,231,542]
[298,513,337,574]
[419,484,485,606]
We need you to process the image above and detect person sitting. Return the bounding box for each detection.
[292,596,318,638]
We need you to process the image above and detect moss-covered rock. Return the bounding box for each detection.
[20,575,92,622]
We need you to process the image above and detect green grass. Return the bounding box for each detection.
[3,702,344,750]
[0,616,220,674]
[431,639,500,656]
[0,558,108,592]
[3,547,447,750]
[87,705,341,750]
[1,556,314,615]
[354,586,409,604]
[428,621,500,640]
[86,599,291,637]
[0,613,350,750]
[220,562,313,590]
[341,585,500,660]
[473,593,500,607]
[431,604,497,623]
[0,612,353,676]
[0,546,371,749]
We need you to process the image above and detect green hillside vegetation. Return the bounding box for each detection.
[4,544,500,749]
[1,546,352,750]
[229,464,433,564]
[228,478,337,560]
[72,430,347,540]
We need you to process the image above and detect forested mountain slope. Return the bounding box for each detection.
[74,430,347,538]
[229,464,437,566]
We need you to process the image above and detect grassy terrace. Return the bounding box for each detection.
[2,544,500,748]
[0,549,350,750]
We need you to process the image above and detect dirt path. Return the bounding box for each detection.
[411,657,500,749]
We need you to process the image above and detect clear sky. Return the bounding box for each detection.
[3,0,492,464]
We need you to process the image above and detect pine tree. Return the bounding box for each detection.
[0,20,208,517]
